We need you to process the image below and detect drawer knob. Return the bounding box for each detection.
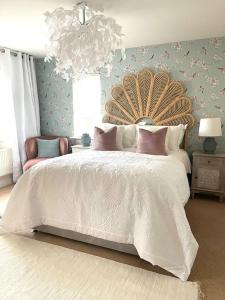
[195,176,198,179]
[208,160,211,163]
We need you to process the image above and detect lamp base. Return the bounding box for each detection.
[203,137,217,154]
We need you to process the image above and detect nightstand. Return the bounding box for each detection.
[191,152,225,202]
[71,145,91,153]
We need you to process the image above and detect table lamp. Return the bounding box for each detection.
[199,118,222,154]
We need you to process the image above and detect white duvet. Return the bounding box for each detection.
[1,150,198,280]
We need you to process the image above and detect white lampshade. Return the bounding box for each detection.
[199,118,222,137]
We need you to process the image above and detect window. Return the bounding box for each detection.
[73,75,101,138]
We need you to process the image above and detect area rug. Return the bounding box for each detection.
[0,234,200,300]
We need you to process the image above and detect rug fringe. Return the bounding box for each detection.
[196,281,205,300]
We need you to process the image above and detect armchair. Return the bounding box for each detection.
[23,136,68,172]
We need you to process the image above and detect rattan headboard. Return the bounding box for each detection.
[102,68,195,149]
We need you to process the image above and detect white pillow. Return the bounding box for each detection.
[167,124,187,151]
[122,124,137,148]
[96,123,124,150]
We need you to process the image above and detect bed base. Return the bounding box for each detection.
[36,225,138,256]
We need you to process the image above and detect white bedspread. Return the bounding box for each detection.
[1,151,198,280]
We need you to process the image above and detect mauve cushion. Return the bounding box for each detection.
[137,127,168,155]
[23,158,48,172]
[93,126,118,151]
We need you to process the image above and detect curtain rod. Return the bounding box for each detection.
[0,47,32,57]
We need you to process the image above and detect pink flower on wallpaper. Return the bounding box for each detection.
[138,47,148,55]
[220,88,225,95]
[205,75,219,87]
[209,38,222,48]
[201,62,208,70]
[172,42,182,51]
[155,62,169,71]
[218,67,225,74]
[179,70,199,81]
[123,65,135,73]
[200,47,207,55]
[189,72,199,80]
[190,59,208,70]
[214,105,225,114]
[190,59,197,67]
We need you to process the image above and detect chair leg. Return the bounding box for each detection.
[219,195,224,203]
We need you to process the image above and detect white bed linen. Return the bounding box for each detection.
[124,148,191,173]
[1,150,198,280]
[168,150,191,174]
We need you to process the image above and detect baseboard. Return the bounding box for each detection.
[0,174,13,188]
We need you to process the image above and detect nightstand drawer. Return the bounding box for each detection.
[194,157,222,168]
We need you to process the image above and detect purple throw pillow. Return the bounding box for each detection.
[137,127,168,155]
[93,126,118,151]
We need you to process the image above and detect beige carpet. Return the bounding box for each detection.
[0,234,200,300]
[4,186,225,299]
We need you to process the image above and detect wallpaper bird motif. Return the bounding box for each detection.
[35,61,74,136]
[36,36,225,153]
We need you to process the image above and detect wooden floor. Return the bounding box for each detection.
[0,185,11,217]
[1,185,225,300]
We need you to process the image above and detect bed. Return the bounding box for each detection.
[1,69,198,281]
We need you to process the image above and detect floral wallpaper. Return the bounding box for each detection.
[35,36,225,153]
[35,60,73,136]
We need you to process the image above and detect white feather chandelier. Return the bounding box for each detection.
[44,1,124,80]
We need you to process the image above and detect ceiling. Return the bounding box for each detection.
[1,0,225,57]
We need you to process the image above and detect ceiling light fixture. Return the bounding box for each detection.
[44,1,124,80]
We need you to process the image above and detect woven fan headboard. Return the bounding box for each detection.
[103,68,195,129]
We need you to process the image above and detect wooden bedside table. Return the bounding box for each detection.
[191,152,225,202]
[71,145,91,153]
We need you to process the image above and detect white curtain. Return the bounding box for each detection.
[0,48,40,181]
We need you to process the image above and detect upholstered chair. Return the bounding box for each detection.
[23,136,68,172]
